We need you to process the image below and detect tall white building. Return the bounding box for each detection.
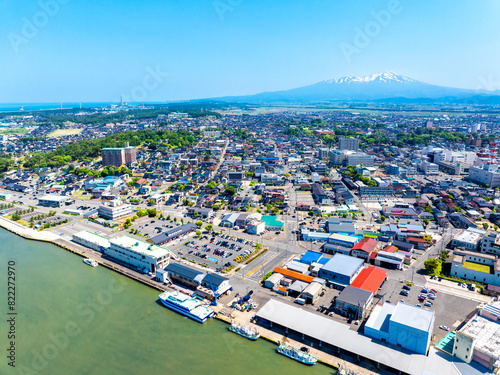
[420,161,439,175]
[98,200,134,220]
[338,137,359,151]
[469,163,500,187]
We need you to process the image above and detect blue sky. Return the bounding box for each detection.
[1,0,499,102]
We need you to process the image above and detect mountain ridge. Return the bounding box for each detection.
[211,72,500,104]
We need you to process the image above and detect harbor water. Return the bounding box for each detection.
[0,228,335,375]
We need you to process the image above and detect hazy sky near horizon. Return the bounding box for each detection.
[1,0,499,103]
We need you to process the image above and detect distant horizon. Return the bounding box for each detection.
[1,71,499,106]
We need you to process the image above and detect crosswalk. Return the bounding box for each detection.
[246,251,278,281]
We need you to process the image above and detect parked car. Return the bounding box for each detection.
[439,325,450,331]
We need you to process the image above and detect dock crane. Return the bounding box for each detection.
[205,272,220,306]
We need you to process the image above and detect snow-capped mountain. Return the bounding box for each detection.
[321,72,416,85]
[213,72,500,104]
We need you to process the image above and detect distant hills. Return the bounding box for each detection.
[212,72,500,105]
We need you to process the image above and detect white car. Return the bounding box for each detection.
[439,325,449,331]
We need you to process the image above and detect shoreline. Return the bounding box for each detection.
[0,217,365,374]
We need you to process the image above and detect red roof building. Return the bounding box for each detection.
[351,237,378,260]
[351,266,388,295]
[382,245,398,253]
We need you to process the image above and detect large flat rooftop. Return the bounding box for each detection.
[460,315,500,359]
[110,235,170,258]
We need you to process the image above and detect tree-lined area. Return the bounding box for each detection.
[21,129,197,169]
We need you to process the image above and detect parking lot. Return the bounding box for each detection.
[167,231,258,272]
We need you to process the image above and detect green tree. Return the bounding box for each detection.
[423,218,430,226]
[225,186,236,196]
[195,220,203,228]
[380,215,386,223]
[424,258,442,276]
[483,222,490,230]
[205,224,213,232]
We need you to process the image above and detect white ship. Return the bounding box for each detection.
[83,258,98,267]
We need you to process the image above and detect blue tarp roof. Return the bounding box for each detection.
[299,250,323,265]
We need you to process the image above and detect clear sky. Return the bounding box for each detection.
[1,0,499,103]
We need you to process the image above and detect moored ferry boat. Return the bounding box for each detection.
[276,343,317,365]
[228,320,260,340]
[83,258,98,267]
[158,291,214,323]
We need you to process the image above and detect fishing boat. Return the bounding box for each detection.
[276,343,317,365]
[228,321,260,340]
[158,291,214,323]
[83,258,98,267]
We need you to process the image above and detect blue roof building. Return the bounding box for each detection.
[299,251,323,265]
[318,254,364,289]
[365,301,435,355]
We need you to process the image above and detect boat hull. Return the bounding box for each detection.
[277,345,317,365]
[229,326,260,340]
[159,297,213,324]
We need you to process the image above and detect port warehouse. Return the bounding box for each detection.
[256,299,452,375]
[160,263,231,300]
[72,231,170,273]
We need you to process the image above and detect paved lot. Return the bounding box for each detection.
[167,232,257,272]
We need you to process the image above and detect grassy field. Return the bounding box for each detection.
[0,128,29,134]
[48,128,83,137]
[463,261,493,274]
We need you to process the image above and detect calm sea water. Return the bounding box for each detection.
[0,228,335,375]
[0,103,113,113]
[0,102,170,113]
